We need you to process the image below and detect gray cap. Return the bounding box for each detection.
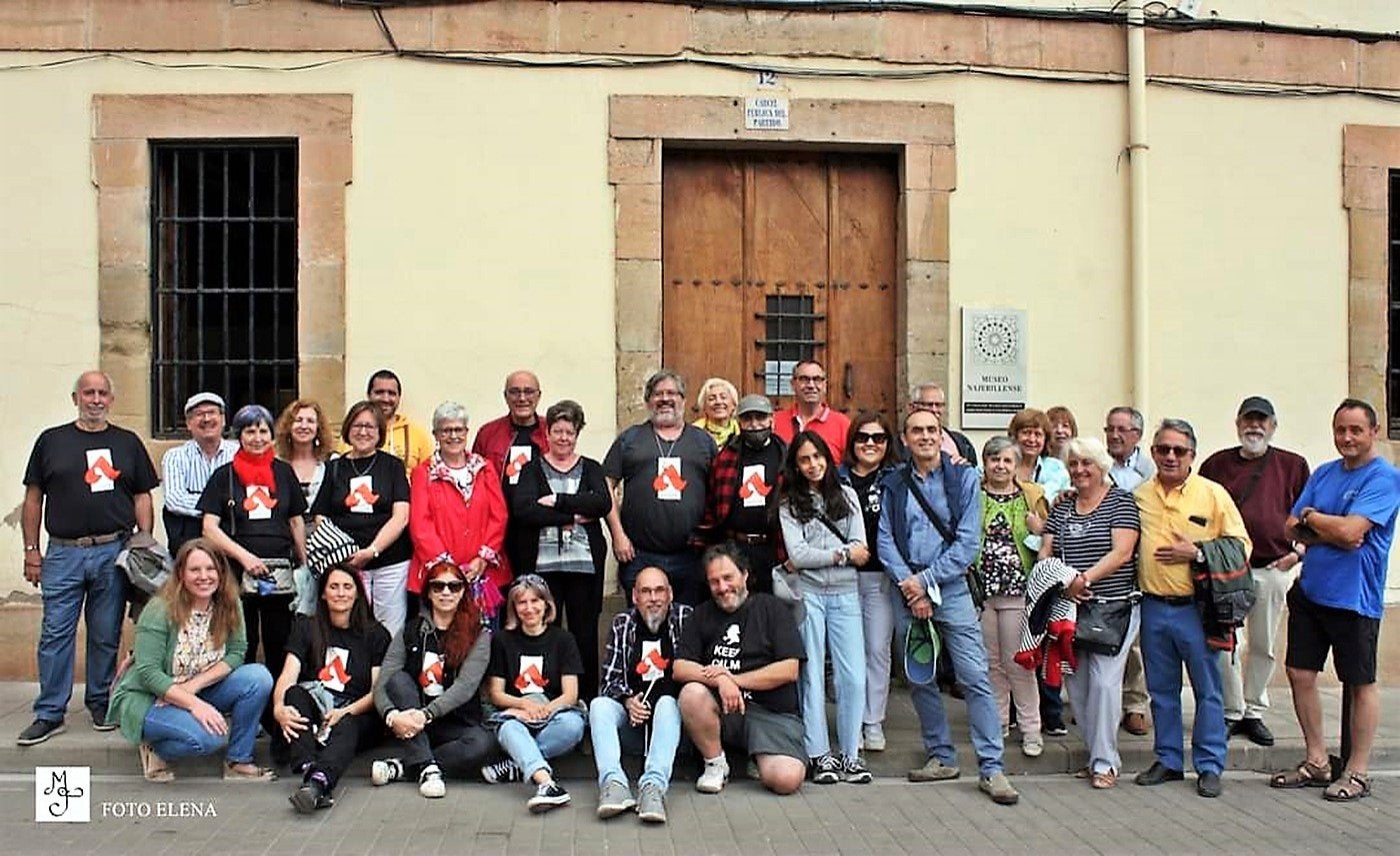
[183,392,226,414]
[736,394,773,416]
[1237,396,1274,418]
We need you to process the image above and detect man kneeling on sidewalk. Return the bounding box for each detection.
[674,544,806,795]
[589,567,692,823]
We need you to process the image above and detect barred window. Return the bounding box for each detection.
[759,294,822,397]
[150,141,299,438]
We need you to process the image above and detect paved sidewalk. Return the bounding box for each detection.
[3,769,1397,856]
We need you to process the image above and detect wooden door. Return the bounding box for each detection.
[662,150,898,419]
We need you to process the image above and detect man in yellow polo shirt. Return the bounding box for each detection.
[1132,418,1250,799]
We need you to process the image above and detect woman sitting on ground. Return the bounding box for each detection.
[371,561,497,800]
[482,575,587,813]
[272,564,390,814]
[108,539,275,783]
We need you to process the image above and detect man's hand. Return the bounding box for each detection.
[612,530,636,564]
[625,694,652,726]
[715,674,745,715]
[1154,532,1198,565]
[911,597,934,619]
[23,553,42,586]
[898,575,926,604]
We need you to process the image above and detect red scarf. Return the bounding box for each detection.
[232,447,276,494]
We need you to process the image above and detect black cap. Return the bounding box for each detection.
[1237,396,1275,418]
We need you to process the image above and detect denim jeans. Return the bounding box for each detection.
[35,541,127,722]
[890,576,1005,776]
[1141,598,1227,775]
[495,707,586,780]
[799,588,866,759]
[140,664,273,764]
[619,551,702,607]
[857,573,894,727]
[588,694,680,792]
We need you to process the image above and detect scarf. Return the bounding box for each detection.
[427,450,487,504]
[232,447,276,494]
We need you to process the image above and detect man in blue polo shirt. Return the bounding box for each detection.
[1278,398,1400,801]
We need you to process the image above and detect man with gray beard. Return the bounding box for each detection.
[1199,396,1310,747]
[589,567,692,824]
[605,370,717,605]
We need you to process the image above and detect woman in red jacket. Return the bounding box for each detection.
[409,401,508,623]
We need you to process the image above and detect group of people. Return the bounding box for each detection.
[16,361,1400,821]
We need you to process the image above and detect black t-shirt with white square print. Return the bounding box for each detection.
[676,592,804,715]
[23,423,160,539]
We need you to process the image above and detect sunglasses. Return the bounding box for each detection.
[1152,444,1193,458]
[427,580,466,594]
[854,431,889,445]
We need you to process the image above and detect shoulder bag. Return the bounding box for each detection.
[1064,498,1137,656]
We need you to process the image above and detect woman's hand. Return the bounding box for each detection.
[847,543,871,567]
[464,557,487,583]
[536,494,557,508]
[510,701,552,723]
[1026,511,1045,535]
[1063,573,1092,603]
[242,554,269,577]
[190,699,228,735]
[348,548,374,569]
[323,706,351,731]
[273,701,310,742]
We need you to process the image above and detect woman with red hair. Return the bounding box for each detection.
[369,562,497,799]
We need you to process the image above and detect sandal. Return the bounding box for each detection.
[1073,766,1091,779]
[1090,769,1118,790]
[1269,759,1331,789]
[1323,770,1371,802]
[223,762,278,782]
[139,743,174,783]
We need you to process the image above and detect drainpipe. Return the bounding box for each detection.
[1127,2,1150,410]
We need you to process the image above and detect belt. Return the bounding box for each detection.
[48,531,127,548]
[1143,592,1194,607]
[728,531,770,545]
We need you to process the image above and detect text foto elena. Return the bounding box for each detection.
[100,800,218,818]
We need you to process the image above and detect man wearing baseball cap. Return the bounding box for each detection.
[160,391,237,553]
[1198,396,1310,747]
[694,394,786,594]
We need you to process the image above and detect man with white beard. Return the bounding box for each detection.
[1199,397,1310,746]
[605,370,717,605]
[589,567,692,823]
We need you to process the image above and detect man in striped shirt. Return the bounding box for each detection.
[159,392,236,553]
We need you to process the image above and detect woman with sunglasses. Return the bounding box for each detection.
[838,410,900,753]
[482,575,586,813]
[370,562,496,800]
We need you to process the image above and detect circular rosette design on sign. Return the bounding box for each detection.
[973,315,1019,365]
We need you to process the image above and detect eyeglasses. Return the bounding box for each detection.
[427,580,466,594]
[793,375,826,385]
[436,426,468,437]
[1152,444,1193,458]
[349,423,379,433]
[854,431,889,445]
[1104,426,1139,435]
[506,387,539,398]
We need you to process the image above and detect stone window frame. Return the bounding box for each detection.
[1342,125,1400,442]
[92,93,352,453]
[608,95,955,429]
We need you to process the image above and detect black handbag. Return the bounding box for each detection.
[1073,595,1136,656]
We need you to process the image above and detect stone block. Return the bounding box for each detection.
[905,191,950,263]
[1039,19,1126,74]
[228,0,430,51]
[614,183,661,261]
[558,1,688,55]
[298,263,346,358]
[92,139,149,190]
[1348,210,1389,281]
[298,184,347,265]
[432,0,554,53]
[1206,30,1357,88]
[987,17,1041,69]
[930,145,957,191]
[615,351,659,428]
[690,7,880,59]
[607,138,661,186]
[301,135,354,186]
[91,0,227,51]
[0,0,87,50]
[880,11,988,66]
[300,355,346,422]
[615,259,661,352]
[1343,166,1388,211]
[97,266,150,328]
[98,188,149,269]
[94,94,353,141]
[1360,40,1400,91]
[1344,125,1400,167]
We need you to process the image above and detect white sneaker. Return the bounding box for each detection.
[371,758,403,786]
[1022,734,1044,758]
[418,765,446,799]
[862,723,886,752]
[696,757,730,794]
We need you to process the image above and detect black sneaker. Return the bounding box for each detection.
[811,753,842,785]
[90,709,118,732]
[17,719,66,746]
[482,759,523,784]
[527,781,571,813]
[843,755,873,784]
[289,775,334,814]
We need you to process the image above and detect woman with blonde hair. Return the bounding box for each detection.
[275,399,333,511]
[692,377,740,448]
[107,539,275,783]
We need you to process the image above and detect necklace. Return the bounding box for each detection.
[347,451,376,478]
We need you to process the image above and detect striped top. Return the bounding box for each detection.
[160,438,238,519]
[1043,485,1140,599]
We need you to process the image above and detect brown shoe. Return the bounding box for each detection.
[1121,713,1149,736]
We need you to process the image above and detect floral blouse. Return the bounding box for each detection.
[171,610,225,682]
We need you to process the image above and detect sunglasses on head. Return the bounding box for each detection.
[854,431,889,445]
[427,579,465,594]
[1152,444,1193,458]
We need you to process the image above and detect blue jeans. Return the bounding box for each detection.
[799,589,866,759]
[495,707,586,780]
[1140,597,1227,775]
[140,664,273,764]
[35,541,127,722]
[588,694,680,792]
[890,576,1005,776]
[620,551,702,607]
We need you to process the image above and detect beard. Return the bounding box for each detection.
[1239,430,1272,457]
[640,607,667,633]
[650,408,681,429]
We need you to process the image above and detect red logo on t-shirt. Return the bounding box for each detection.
[634,648,669,676]
[738,472,771,499]
[319,654,350,687]
[419,658,444,689]
[345,482,380,508]
[84,455,121,485]
[514,663,549,693]
[505,452,530,478]
[242,486,277,512]
[652,465,687,493]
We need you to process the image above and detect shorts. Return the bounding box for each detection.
[718,700,805,762]
[1285,584,1380,685]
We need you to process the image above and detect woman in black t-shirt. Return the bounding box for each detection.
[312,400,412,639]
[199,405,308,673]
[370,562,497,799]
[271,564,390,814]
[484,575,585,813]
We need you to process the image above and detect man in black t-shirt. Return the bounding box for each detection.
[589,566,692,823]
[674,545,805,796]
[18,370,160,746]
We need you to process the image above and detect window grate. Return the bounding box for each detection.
[1390,169,1400,438]
[755,295,823,397]
[150,141,299,438]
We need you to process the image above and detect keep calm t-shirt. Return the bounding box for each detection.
[676,592,804,715]
[23,423,160,539]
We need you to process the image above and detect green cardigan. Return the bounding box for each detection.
[107,597,248,745]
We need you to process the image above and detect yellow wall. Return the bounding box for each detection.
[1,50,1398,598]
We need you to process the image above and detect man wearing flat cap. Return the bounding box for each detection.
[1199,396,1310,747]
[694,394,787,595]
[160,391,237,553]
